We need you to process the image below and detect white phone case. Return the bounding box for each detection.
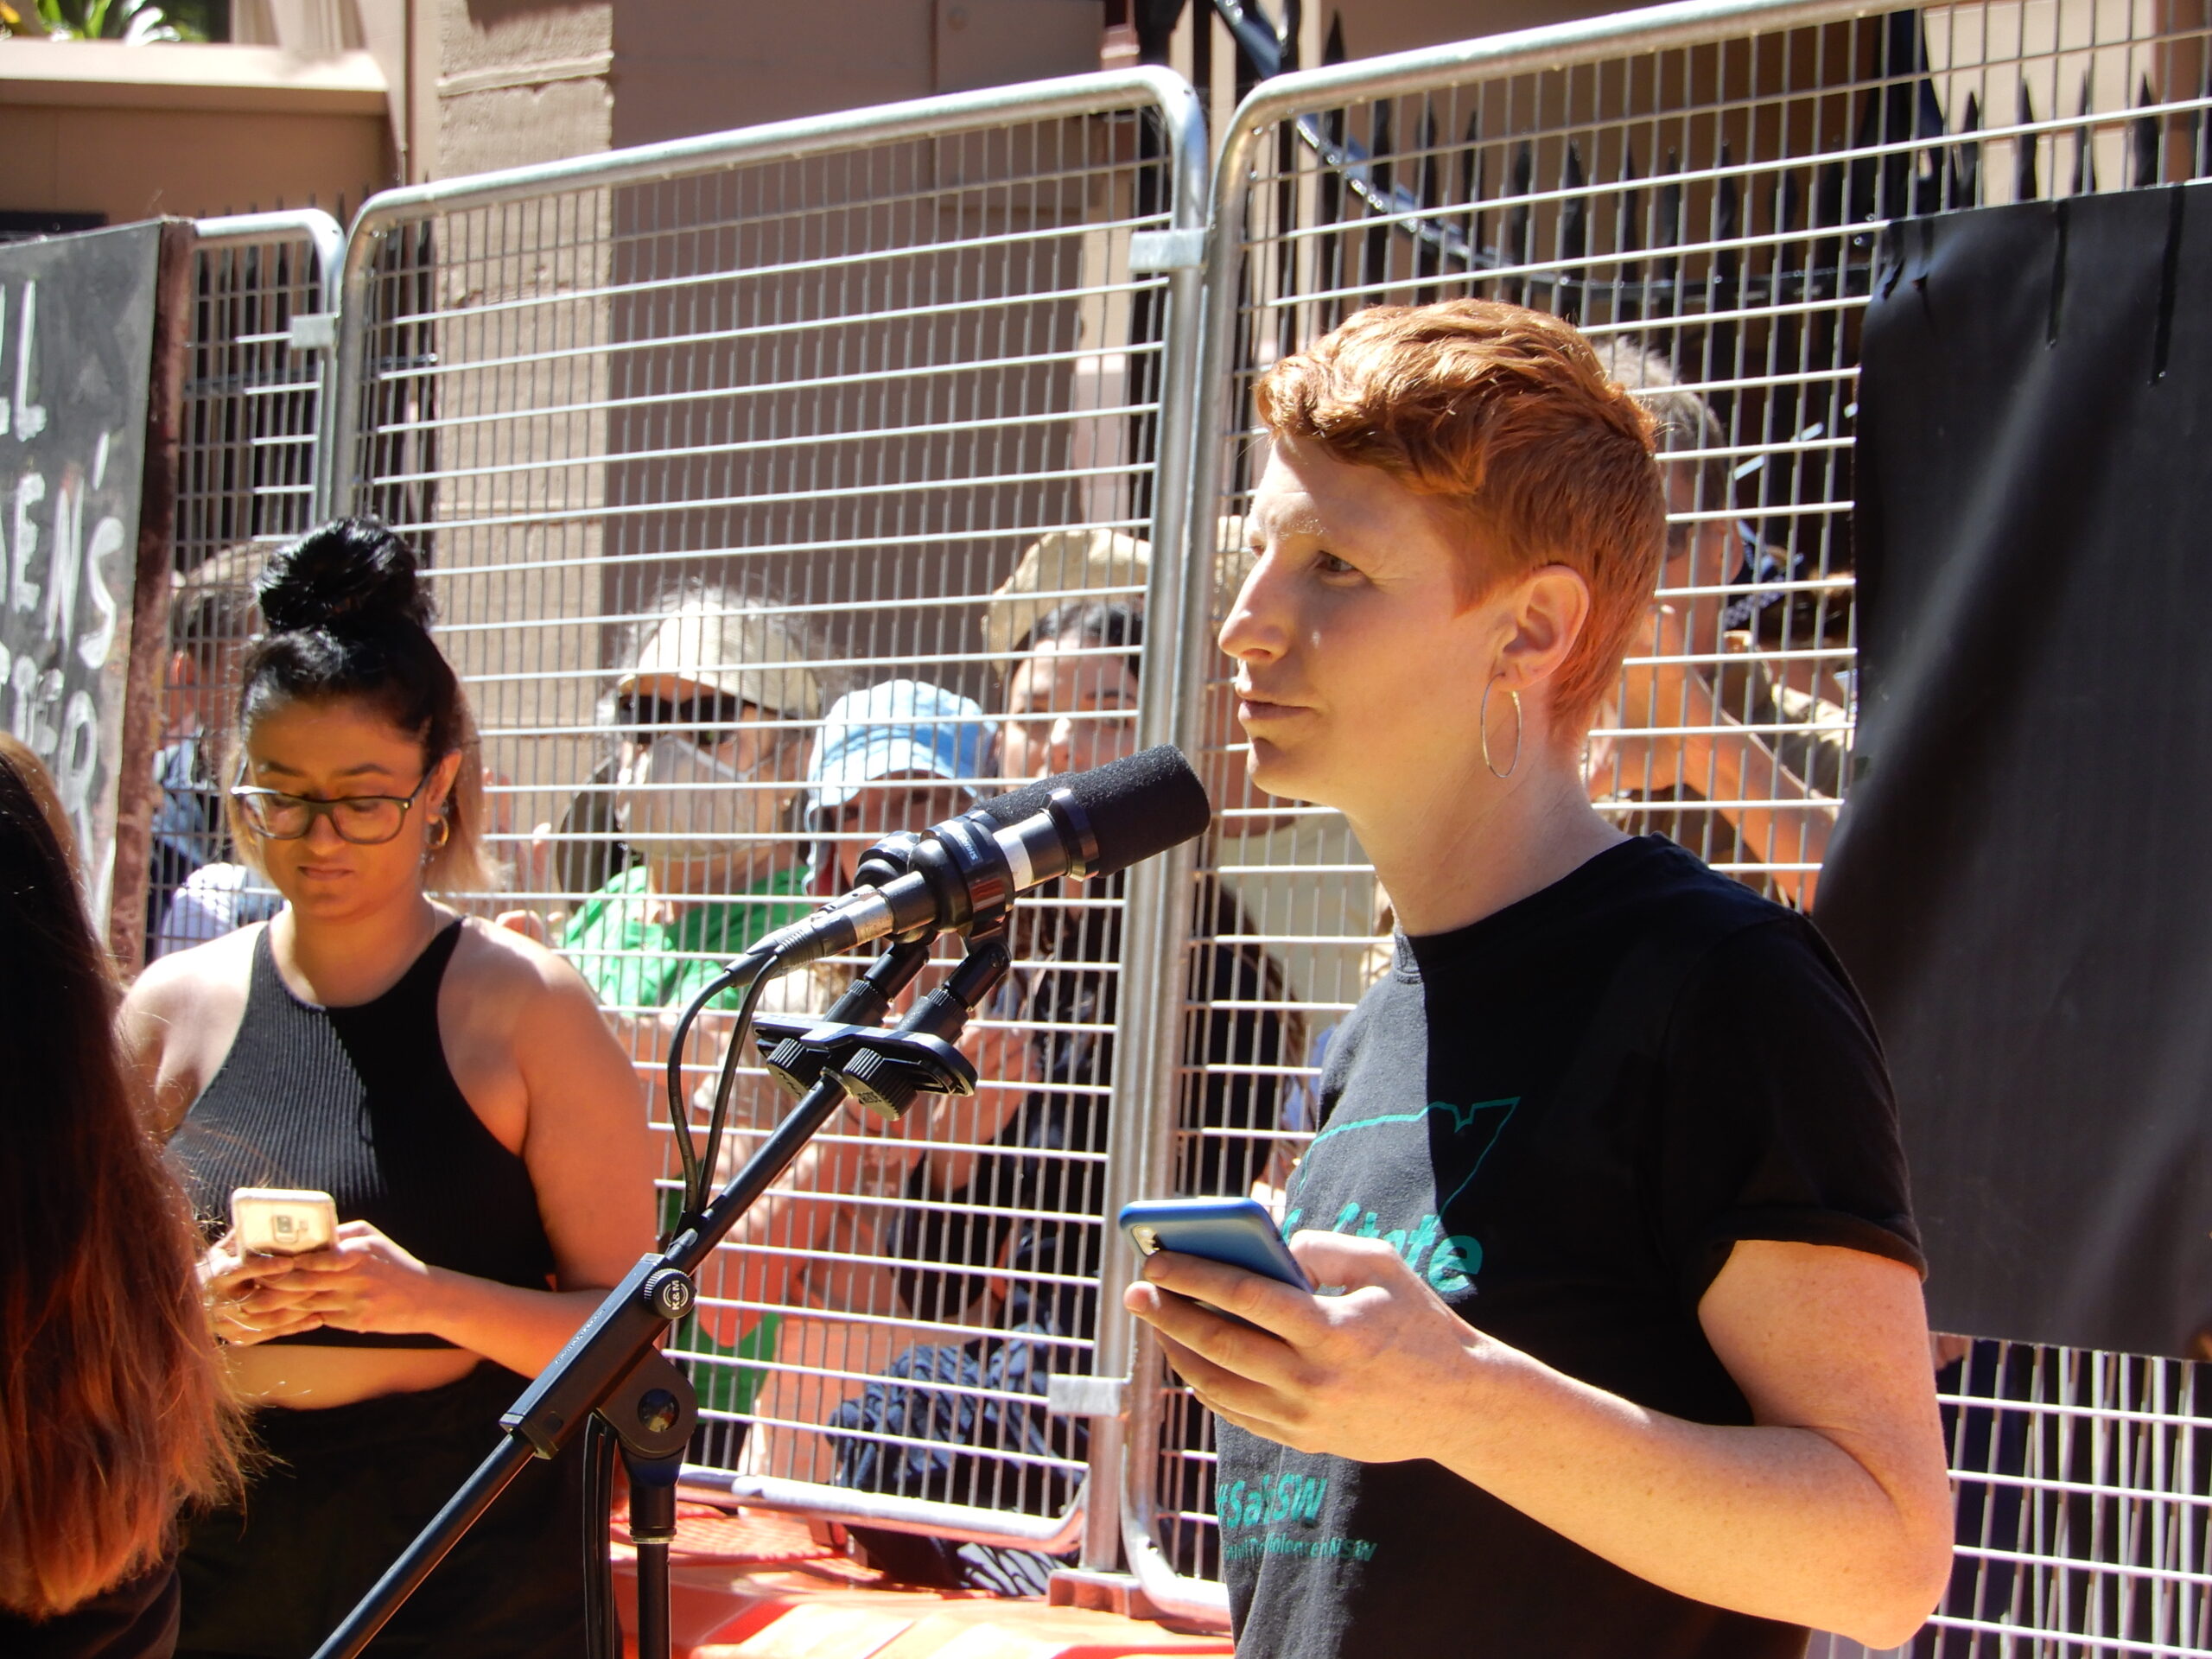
[231,1186,338,1255]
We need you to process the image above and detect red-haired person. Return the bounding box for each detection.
[0,739,245,1656]
[1126,302,1950,1657]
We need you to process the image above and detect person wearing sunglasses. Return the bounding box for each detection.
[558,588,823,1022]
[118,519,655,1658]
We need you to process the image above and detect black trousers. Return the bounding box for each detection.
[176,1363,588,1659]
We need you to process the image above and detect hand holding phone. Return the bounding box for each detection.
[230,1187,338,1257]
[1118,1196,1315,1319]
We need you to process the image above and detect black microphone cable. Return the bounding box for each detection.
[659,941,785,1242]
[583,931,804,1659]
[581,1414,619,1659]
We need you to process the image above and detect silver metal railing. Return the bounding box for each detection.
[326,67,1208,1556]
[147,211,343,964]
[1154,0,2212,1637]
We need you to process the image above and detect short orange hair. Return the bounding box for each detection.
[1254,300,1665,734]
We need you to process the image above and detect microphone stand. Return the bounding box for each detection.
[310,912,1013,1659]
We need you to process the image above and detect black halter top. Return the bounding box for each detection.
[173,918,556,1347]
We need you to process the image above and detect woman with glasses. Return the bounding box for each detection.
[119,518,655,1658]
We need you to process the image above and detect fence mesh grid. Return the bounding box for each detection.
[335,90,1197,1540]
[1169,3,2212,1645]
[154,222,333,963]
[153,19,2212,1637]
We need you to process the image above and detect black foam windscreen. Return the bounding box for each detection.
[976,745,1212,877]
[973,776,1058,830]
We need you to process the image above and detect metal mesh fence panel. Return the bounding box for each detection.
[1816,1340,2212,1659]
[1143,0,2212,1639]
[328,72,1206,1548]
[150,213,340,964]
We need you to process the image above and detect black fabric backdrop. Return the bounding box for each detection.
[1818,181,2212,1359]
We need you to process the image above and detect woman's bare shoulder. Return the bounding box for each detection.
[124,923,261,1026]
[120,924,262,1128]
[441,916,641,1126]
[445,912,605,1027]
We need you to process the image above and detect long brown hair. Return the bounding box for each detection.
[0,743,245,1616]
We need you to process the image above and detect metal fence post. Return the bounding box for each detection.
[323,67,1218,1561]
[1144,0,2212,1643]
[146,211,346,958]
[1083,72,1211,1579]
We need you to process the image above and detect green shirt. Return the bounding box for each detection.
[562,862,808,1013]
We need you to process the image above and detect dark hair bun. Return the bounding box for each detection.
[257,518,433,636]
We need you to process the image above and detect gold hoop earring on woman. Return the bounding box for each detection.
[1480,678,1522,780]
[425,812,452,853]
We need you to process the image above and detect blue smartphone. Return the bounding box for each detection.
[1118,1197,1314,1293]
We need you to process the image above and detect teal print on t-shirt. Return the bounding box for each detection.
[1275,1201,1485,1294]
[1217,1473,1379,1564]
[1282,1095,1516,1293]
[1219,1471,1329,1529]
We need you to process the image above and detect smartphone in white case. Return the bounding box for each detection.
[230,1186,338,1256]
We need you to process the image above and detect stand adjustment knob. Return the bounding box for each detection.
[643,1269,696,1322]
[836,1047,919,1119]
[765,1038,816,1096]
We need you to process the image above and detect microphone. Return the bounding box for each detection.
[749,745,1211,976]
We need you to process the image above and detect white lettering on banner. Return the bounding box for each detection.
[29,667,60,758]
[2,656,63,759]
[0,240,162,912]
[44,475,81,657]
[8,651,34,743]
[79,514,124,671]
[57,688,99,849]
[11,471,43,613]
[10,281,47,443]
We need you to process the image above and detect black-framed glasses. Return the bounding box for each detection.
[230,771,435,845]
[613,690,746,734]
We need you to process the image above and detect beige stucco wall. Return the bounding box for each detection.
[433,0,613,176]
[605,0,1103,149]
[0,41,394,222]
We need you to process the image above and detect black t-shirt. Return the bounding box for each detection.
[0,1559,178,1659]
[1217,836,1923,1659]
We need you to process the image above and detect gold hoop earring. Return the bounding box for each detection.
[426,812,452,853]
[1480,679,1522,780]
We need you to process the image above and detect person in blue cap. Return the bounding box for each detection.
[802,678,995,896]
[683,679,994,1469]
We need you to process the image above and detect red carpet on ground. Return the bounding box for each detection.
[609,1504,1234,1658]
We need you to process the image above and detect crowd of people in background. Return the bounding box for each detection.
[3,323,1855,1649]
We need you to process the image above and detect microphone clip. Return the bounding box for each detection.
[750,931,1014,1120]
[750,1014,976,1118]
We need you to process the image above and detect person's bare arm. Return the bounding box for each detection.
[116,928,257,1135]
[1669,672,1834,906]
[1129,1235,1951,1649]
[1602,601,1834,905]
